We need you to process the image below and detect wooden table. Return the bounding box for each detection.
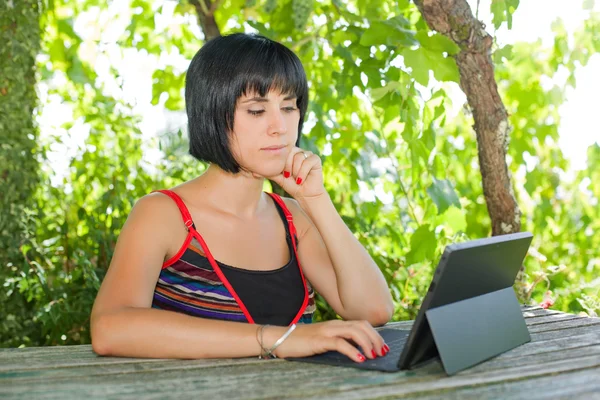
[2,306,600,399]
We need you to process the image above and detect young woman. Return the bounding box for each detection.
[90,33,394,363]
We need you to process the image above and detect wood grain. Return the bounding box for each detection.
[1,308,599,400]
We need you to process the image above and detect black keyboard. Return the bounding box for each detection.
[287,329,410,372]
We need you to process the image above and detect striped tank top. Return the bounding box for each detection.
[151,189,315,325]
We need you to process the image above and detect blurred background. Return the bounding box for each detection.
[1,0,599,348]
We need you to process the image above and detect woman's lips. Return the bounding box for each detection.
[261,145,287,154]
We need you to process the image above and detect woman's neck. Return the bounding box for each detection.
[187,164,268,219]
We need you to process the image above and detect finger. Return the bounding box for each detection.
[324,337,366,363]
[338,325,378,359]
[291,151,312,179]
[356,320,388,357]
[268,172,286,188]
[284,147,304,178]
[294,154,320,186]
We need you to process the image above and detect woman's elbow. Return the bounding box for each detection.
[90,315,112,356]
[366,301,394,327]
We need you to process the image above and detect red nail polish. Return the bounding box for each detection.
[283,171,290,178]
[381,346,386,355]
[384,344,390,353]
[371,349,377,358]
[357,354,366,362]
[296,177,302,185]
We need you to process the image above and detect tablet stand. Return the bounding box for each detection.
[425,286,530,375]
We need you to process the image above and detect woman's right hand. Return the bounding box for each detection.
[265,320,390,363]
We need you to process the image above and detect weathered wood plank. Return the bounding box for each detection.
[527,317,600,334]
[523,308,564,318]
[0,361,440,400]
[0,323,415,370]
[5,338,600,386]
[2,343,599,400]
[494,330,600,360]
[0,326,400,369]
[2,308,598,400]
[531,323,600,342]
[462,344,600,373]
[525,313,584,325]
[297,355,600,400]
[1,311,594,372]
[0,356,275,381]
[396,367,600,400]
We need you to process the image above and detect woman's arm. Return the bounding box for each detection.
[286,196,394,326]
[268,147,394,326]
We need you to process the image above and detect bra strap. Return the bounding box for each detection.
[266,192,298,242]
[153,189,196,231]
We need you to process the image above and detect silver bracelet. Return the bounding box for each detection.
[265,323,297,359]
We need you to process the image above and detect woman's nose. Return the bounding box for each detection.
[268,110,287,135]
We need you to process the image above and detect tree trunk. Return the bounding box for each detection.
[189,0,221,41]
[414,0,521,236]
[0,0,42,265]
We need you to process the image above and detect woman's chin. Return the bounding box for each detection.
[248,164,285,179]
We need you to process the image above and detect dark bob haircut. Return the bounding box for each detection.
[185,33,309,173]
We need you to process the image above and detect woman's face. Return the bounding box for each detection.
[230,89,300,177]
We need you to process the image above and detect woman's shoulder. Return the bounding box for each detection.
[278,196,312,237]
[130,190,188,228]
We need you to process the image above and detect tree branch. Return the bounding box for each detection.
[210,0,224,14]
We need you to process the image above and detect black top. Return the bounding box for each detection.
[218,198,305,326]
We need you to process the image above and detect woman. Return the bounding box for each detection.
[90,33,394,363]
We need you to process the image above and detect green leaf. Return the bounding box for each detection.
[360,19,417,47]
[493,44,514,63]
[491,0,506,29]
[406,225,437,265]
[439,206,467,233]
[491,0,520,29]
[370,81,404,102]
[416,31,460,55]
[427,178,461,214]
[401,48,430,86]
[433,55,460,83]
[401,47,459,85]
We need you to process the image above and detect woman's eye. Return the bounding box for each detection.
[248,110,265,116]
[282,107,298,113]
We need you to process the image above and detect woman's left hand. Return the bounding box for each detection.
[267,147,326,202]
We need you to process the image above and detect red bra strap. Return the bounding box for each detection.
[153,189,196,231]
[266,193,298,239]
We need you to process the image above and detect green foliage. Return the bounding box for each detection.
[0,0,43,347]
[292,0,314,30]
[491,0,520,30]
[2,0,600,348]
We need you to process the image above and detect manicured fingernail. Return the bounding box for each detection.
[283,171,290,178]
[296,177,302,185]
[357,353,366,362]
[384,344,390,353]
[371,349,377,358]
[381,346,387,355]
